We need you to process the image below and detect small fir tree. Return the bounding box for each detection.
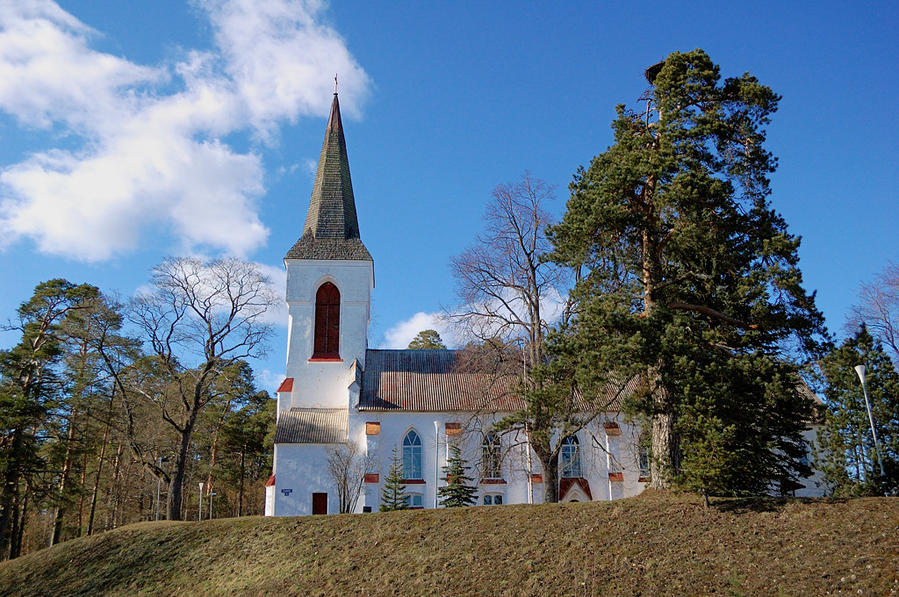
[380,447,409,511]
[438,444,477,507]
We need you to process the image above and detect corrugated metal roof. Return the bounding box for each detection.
[274,408,347,444]
[358,349,635,413]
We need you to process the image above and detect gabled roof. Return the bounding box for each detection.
[358,349,634,413]
[359,349,519,412]
[285,92,372,261]
[273,408,347,444]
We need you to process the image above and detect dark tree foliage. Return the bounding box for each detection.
[0,280,100,559]
[548,49,828,495]
[407,330,447,350]
[817,326,899,495]
[0,278,277,558]
[437,444,477,507]
[379,447,409,512]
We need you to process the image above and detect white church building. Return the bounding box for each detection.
[263,92,821,516]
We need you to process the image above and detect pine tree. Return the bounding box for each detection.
[817,326,899,495]
[548,49,828,495]
[379,447,409,512]
[407,330,447,350]
[438,444,477,507]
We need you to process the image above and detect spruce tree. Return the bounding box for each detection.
[379,447,409,511]
[437,444,477,507]
[548,49,828,495]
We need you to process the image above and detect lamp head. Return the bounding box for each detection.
[854,364,866,385]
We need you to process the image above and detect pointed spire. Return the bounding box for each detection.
[286,89,371,261]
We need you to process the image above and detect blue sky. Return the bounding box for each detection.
[1,1,896,391]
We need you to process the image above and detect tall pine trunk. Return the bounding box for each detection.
[51,408,78,546]
[0,427,24,560]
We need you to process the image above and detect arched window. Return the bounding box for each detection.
[482,433,502,479]
[313,282,340,358]
[402,429,423,479]
[560,436,581,478]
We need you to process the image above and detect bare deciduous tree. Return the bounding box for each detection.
[125,257,277,520]
[327,441,373,514]
[449,173,569,370]
[450,174,605,503]
[850,263,899,363]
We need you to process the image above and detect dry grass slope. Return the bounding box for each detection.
[0,491,896,596]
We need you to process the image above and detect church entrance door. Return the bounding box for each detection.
[312,492,327,515]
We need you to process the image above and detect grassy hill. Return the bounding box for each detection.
[0,491,896,596]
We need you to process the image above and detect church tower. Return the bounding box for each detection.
[280,90,374,412]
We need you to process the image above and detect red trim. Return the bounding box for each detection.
[277,378,294,392]
[363,473,379,484]
[530,474,543,483]
[603,422,622,436]
[608,472,624,482]
[403,479,426,485]
[638,477,649,483]
[479,479,507,485]
[560,477,593,500]
[308,357,343,362]
[265,474,276,487]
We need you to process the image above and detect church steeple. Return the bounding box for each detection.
[286,91,372,261]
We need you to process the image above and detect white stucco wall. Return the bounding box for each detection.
[270,443,339,516]
[795,427,827,497]
[350,411,649,513]
[266,410,651,517]
[283,258,373,410]
[265,409,826,516]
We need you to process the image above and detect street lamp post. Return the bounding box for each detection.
[434,421,440,509]
[854,365,886,479]
[198,482,204,522]
[210,492,216,520]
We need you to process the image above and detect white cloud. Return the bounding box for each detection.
[257,368,285,393]
[381,311,460,349]
[198,0,371,137]
[252,261,288,326]
[381,287,570,350]
[0,0,370,261]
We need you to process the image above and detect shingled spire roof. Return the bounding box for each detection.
[285,92,372,261]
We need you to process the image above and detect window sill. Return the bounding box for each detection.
[308,356,343,362]
[403,479,426,484]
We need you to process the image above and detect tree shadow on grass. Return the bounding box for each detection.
[712,496,846,514]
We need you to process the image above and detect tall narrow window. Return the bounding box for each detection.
[482,433,502,479]
[402,429,423,479]
[560,436,581,478]
[313,282,340,358]
[638,446,650,479]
